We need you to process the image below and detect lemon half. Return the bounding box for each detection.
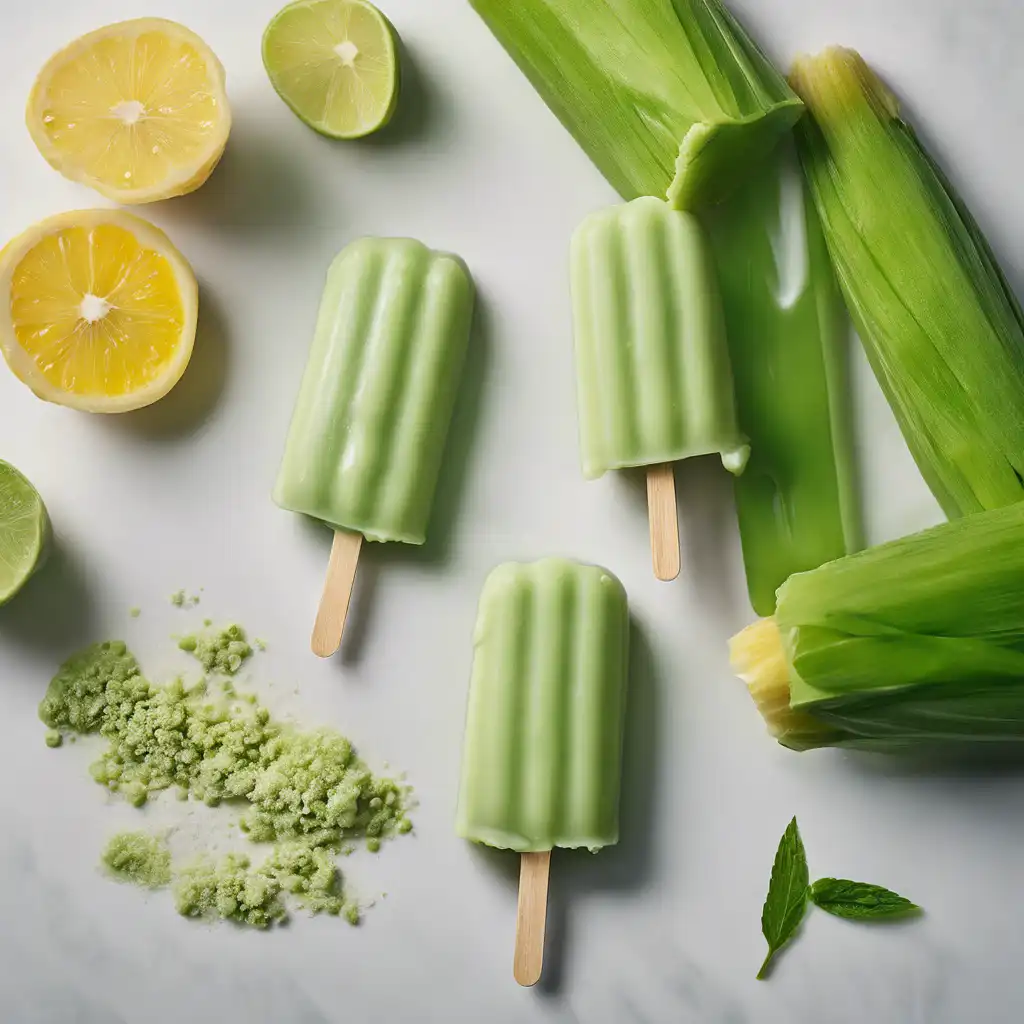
[0,210,198,413]
[26,19,231,204]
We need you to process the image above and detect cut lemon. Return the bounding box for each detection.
[26,18,231,204]
[262,0,399,139]
[0,210,198,413]
[0,460,50,606]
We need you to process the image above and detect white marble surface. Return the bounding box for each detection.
[1,0,1023,1021]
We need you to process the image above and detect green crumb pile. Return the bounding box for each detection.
[175,852,287,928]
[129,607,141,618]
[170,590,200,608]
[178,624,253,676]
[102,831,172,888]
[44,729,62,748]
[174,843,356,928]
[39,638,411,928]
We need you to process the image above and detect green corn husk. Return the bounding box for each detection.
[792,48,1024,517]
[731,502,1024,752]
[706,142,861,616]
[469,0,803,210]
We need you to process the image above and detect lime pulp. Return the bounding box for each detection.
[262,0,400,140]
[0,460,49,605]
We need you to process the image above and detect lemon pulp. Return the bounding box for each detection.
[27,19,231,203]
[0,211,198,412]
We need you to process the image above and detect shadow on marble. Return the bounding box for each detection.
[0,533,95,657]
[97,285,230,442]
[167,115,323,232]
[356,37,438,150]
[617,456,746,621]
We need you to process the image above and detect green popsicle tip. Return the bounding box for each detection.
[262,0,400,140]
[0,460,50,606]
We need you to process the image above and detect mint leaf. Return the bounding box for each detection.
[758,817,809,979]
[810,878,921,920]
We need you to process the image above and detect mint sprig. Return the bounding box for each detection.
[757,819,922,979]
[810,878,920,920]
[758,817,809,979]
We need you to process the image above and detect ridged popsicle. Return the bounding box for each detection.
[456,558,630,853]
[571,196,749,480]
[274,237,474,545]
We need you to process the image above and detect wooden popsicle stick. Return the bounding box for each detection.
[514,850,551,987]
[311,529,363,658]
[647,463,680,582]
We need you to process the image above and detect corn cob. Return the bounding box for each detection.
[468,0,803,210]
[731,502,1024,752]
[791,47,1024,517]
[706,142,861,615]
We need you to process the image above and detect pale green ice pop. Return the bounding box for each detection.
[571,196,749,580]
[456,558,630,986]
[456,558,630,852]
[275,237,474,656]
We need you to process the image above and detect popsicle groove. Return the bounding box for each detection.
[299,249,382,512]
[571,197,748,478]
[337,249,425,522]
[381,260,473,527]
[625,205,675,456]
[456,560,630,852]
[596,217,637,469]
[347,252,428,523]
[506,578,533,843]
[654,211,685,454]
[274,237,474,546]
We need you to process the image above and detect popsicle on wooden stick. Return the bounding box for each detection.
[456,559,631,986]
[274,237,475,657]
[570,196,749,580]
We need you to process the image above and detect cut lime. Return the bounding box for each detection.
[0,461,50,605]
[262,0,400,140]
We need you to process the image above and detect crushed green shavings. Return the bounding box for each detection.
[101,831,172,888]
[178,624,253,676]
[39,636,411,928]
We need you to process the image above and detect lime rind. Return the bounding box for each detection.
[0,461,50,606]
[262,0,400,140]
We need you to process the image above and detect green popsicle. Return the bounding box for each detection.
[571,196,748,579]
[274,237,474,655]
[456,558,630,985]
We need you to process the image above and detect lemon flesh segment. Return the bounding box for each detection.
[27,18,231,204]
[263,0,399,139]
[0,460,50,606]
[0,211,198,413]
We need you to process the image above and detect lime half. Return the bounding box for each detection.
[0,460,50,605]
[263,0,400,140]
